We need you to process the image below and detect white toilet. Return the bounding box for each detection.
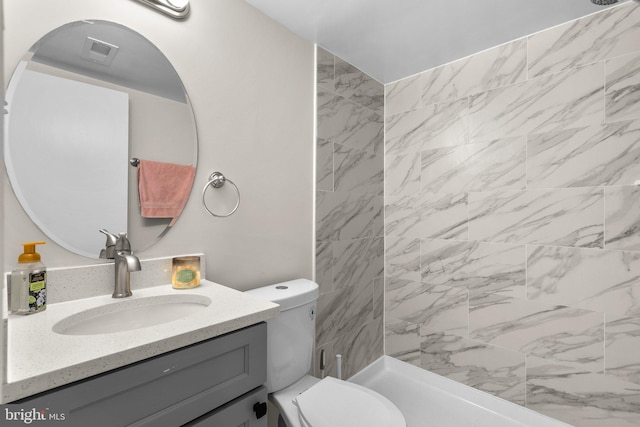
[246,279,406,427]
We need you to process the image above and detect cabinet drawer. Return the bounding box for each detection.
[19,323,267,427]
[185,386,268,427]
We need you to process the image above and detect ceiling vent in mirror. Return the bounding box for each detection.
[81,37,119,66]
[134,0,190,19]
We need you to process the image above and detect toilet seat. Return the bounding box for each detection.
[292,377,406,427]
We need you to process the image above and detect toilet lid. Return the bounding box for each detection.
[292,377,406,427]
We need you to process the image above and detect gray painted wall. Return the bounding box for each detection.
[0,0,5,397]
[3,0,315,290]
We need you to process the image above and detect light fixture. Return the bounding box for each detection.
[134,0,190,19]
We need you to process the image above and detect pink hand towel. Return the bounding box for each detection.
[137,159,196,226]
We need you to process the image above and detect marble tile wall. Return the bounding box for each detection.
[384,3,640,426]
[315,47,385,379]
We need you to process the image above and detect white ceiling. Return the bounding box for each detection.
[245,0,629,84]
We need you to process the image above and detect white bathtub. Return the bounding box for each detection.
[348,356,572,427]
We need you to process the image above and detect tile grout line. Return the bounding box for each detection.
[524,354,528,408]
[524,243,528,409]
[602,57,607,252]
[312,45,318,286]
[382,58,389,359]
[603,312,606,378]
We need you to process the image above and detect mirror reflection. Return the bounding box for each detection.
[5,20,198,258]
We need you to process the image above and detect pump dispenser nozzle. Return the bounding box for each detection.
[18,241,45,263]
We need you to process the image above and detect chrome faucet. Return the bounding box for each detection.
[99,229,141,298]
[99,229,118,260]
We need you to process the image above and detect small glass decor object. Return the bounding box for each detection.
[172,256,201,289]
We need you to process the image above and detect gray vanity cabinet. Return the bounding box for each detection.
[185,385,267,427]
[17,323,268,427]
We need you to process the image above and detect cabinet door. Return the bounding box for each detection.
[185,386,268,427]
[19,323,267,427]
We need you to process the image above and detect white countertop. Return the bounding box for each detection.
[2,280,279,403]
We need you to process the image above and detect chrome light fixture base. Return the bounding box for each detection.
[134,0,190,19]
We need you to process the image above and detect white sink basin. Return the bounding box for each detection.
[52,294,211,335]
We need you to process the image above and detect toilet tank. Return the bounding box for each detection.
[246,279,319,393]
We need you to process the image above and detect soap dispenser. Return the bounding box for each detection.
[10,242,47,315]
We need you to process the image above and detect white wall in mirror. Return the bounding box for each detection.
[5,64,129,258]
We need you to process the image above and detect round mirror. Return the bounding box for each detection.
[5,20,198,258]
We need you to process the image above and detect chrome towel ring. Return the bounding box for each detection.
[202,172,240,217]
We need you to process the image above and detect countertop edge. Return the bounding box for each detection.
[1,304,279,403]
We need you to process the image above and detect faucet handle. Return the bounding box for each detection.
[99,229,118,259]
[115,232,132,252]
